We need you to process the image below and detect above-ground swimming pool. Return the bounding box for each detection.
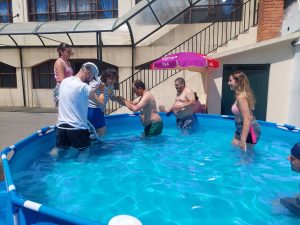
[1,113,300,225]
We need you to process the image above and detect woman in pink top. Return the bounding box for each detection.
[53,43,73,107]
[228,71,260,151]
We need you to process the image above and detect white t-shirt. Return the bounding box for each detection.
[57,76,91,129]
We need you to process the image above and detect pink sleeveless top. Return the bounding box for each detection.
[231,101,240,115]
[54,58,73,84]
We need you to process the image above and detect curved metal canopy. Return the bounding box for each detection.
[0,0,202,47]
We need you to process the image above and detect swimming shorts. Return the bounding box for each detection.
[87,107,105,129]
[56,123,90,149]
[176,115,198,129]
[280,196,300,214]
[234,119,261,144]
[144,120,163,137]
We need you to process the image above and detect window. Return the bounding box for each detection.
[0,0,12,23]
[32,60,56,89]
[28,0,118,22]
[32,59,119,89]
[0,62,16,88]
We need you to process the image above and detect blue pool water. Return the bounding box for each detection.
[9,115,300,224]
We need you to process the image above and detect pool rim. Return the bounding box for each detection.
[1,113,300,225]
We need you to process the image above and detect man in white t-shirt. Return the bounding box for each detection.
[56,62,103,150]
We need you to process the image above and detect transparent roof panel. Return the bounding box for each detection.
[195,0,209,5]
[0,0,203,47]
[75,19,116,32]
[150,0,191,24]
[39,34,74,46]
[0,23,10,31]
[114,0,202,45]
[0,19,118,35]
[6,35,43,46]
[36,20,80,33]
[0,22,41,35]
[112,0,151,30]
[102,27,131,45]
[128,6,160,44]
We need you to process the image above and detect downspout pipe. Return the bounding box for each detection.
[287,38,300,127]
[96,31,103,67]
[19,47,26,107]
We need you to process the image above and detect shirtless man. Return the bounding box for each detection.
[166,77,197,129]
[117,79,163,137]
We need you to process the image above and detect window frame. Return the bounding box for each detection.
[32,59,56,89]
[0,0,13,23]
[0,62,17,88]
[31,59,119,90]
[28,0,118,22]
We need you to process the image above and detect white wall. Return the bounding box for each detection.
[12,0,28,23]
[287,40,300,127]
[281,1,300,35]
[208,34,297,124]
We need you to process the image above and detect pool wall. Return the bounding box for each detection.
[1,113,300,225]
[1,126,103,225]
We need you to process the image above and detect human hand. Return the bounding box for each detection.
[172,104,181,111]
[116,96,125,105]
[93,81,104,92]
[99,82,105,92]
[239,140,247,151]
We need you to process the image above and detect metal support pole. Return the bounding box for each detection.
[96,32,103,68]
[19,47,26,107]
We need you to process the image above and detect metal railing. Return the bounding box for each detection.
[106,0,258,114]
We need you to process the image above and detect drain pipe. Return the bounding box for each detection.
[287,38,300,127]
[19,47,26,107]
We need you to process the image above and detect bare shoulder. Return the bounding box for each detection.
[237,92,247,99]
[144,91,153,100]
[54,58,64,67]
[236,93,248,103]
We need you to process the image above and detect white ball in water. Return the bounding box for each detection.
[108,215,142,225]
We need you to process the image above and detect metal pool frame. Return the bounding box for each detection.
[1,114,300,225]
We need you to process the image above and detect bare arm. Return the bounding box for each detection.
[116,96,139,107]
[89,83,105,105]
[54,59,66,83]
[124,95,148,112]
[237,94,251,149]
